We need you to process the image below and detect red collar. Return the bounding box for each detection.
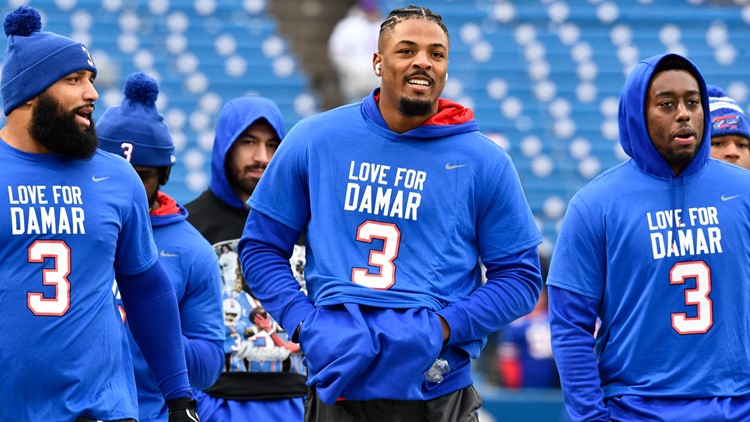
[150,191,180,216]
[374,93,474,126]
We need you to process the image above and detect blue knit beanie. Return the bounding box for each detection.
[97,72,176,167]
[708,85,750,142]
[1,6,97,115]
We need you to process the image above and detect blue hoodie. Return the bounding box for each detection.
[185,97,286,246]
[548,54,750,421]
[184,97,309,410]
[241,88,542,404]
[209,97,286,210]
[120,192,224,421]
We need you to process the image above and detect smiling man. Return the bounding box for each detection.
[548,54,750,421]
[240,5,542,421]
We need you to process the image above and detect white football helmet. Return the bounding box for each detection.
[223,298,241,326]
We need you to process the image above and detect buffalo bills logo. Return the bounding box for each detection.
[713,115,740,130]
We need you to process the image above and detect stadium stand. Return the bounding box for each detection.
[381,0,750,254]
[0,0,320,205]
[1,0,747,248]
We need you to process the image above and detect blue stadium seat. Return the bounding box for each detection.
[2,0,747,245]
[0,0,320,204]
[384,0,748,246]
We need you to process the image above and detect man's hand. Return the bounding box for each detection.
[167,397,200,422]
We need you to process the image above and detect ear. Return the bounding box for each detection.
[373,53,382,77]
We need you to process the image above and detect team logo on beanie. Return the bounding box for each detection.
[707,85,750,142]
[713,115,740,131]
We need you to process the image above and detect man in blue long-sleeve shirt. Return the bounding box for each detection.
[549,53,750,422]
[0,6,199,421]
[98,72,224,421]
[240,5,543,421]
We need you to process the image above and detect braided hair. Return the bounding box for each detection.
[379,5,449,42]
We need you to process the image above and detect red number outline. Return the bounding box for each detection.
[27,240,71,316]
[351,220,401,290]
[670,260,712,335]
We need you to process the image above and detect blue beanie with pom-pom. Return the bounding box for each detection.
[97,72,176,167]
[707,84,750,142]
[1,5,97,115]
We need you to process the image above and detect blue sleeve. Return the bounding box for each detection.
[546,197,606,299]
[437,246,542,346]
[548,285,609,422]
[476,156,542,261]
[183,336,223,390]
[118,261,191,401]
[247,123,310,232]
[178,242,224,390]
[115,167,159,275]
[239,209,315,335]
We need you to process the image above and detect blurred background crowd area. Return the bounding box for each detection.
[5,0,747,252]
[3,0,749,419]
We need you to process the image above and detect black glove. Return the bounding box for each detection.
[167,397,200,422]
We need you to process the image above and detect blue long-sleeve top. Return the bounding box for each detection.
[120,193,224,421]
[548,53,750,421]
[239,90,542,404]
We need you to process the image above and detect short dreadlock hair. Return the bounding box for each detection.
[379,5,449,42]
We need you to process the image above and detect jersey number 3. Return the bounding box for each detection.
[27,240,71,316]
[670,260,712,335]
[351,220,401,290]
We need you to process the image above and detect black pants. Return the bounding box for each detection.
[304,385,482,422]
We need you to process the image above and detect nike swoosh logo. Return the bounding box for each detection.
[160,250,179,257]
[721,194,740,201]
[445,163,467,170]
[92,175,110,182]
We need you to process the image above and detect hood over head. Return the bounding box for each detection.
[210,96,285,209]
[618,53,711,179]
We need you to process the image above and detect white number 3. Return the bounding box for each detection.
[351,220,401,290]
[670,260,712,335]
[121,142,134,162]
[27,240,71,316]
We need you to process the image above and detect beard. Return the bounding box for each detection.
[663,147,698,172]
[654,138,701,174]
[30,92,98,159]
[399,96,433,117]
[226,162,264,198]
